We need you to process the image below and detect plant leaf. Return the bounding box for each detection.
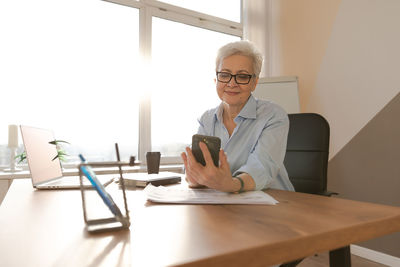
[50,150,69,162]
[15,151,27,163]
[49,140,70,145]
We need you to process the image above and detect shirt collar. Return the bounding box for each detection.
[213,94,257,122]
[237,94,257,119]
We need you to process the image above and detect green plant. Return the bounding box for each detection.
[15,151,26,164]
[15,140,70,163]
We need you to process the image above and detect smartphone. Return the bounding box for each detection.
[192,134,221,167]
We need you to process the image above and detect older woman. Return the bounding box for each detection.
[181,40,294,193]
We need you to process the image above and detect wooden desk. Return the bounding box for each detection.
[1,180,400,267]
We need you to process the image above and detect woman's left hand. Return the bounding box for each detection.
[183,142,237,192]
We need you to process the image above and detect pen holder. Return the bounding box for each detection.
[79,162,131,234]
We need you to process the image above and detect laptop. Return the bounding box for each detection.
[20,125,115,189]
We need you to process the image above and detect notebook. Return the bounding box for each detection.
[20,125,115,189]
[123,171,182,187]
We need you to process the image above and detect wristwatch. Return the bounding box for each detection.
[234,176,245,193]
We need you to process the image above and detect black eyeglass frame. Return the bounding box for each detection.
[216,71,256,85]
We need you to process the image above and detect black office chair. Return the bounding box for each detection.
[280,113,338,267]
[284,113,334,196]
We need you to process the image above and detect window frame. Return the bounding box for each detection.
[105,0,243,163]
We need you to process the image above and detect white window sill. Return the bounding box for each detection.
[0,164,184,180]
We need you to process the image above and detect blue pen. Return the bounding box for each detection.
[79,154,124,222]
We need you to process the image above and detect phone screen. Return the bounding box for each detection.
[192,134,221,167]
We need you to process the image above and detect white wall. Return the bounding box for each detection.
[306,0,400,158]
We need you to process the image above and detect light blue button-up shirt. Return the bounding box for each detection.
[197,94,294,191]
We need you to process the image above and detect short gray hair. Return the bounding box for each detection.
[215,40,263,77]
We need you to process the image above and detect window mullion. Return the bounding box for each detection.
[138,6,152,163]
[145,0,242,37]
[103,0,143,9]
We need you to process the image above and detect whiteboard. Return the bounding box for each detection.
[253,76,300,114]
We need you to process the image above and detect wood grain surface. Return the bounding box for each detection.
[1,180,400,267]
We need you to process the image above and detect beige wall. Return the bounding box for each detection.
[328,92,400,257]
[270,0,341,113]
[258,0,400,259]
[270,0,400,159]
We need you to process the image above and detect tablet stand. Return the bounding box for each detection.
[78,161,133,233]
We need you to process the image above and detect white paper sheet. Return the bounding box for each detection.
[143,184,278,205]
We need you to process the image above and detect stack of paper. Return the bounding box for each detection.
[143,184,278,205]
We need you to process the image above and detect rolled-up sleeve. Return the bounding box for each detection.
[233,113,289,190]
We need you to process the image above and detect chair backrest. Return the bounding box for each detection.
[284,113,330,195]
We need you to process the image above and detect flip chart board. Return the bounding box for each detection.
[253,76,300,114]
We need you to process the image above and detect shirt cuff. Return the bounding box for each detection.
[233,159,275,191]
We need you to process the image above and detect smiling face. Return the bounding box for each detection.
[216,54,259,111]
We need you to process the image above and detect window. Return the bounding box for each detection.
[0,0,140,164]
[151,18,239,156]
[0,0,242,167]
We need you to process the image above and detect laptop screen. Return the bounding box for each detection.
[20,125,63,185]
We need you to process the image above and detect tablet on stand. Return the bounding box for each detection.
[78,149,134,233]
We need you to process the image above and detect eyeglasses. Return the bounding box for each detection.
[216,72,255,85]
